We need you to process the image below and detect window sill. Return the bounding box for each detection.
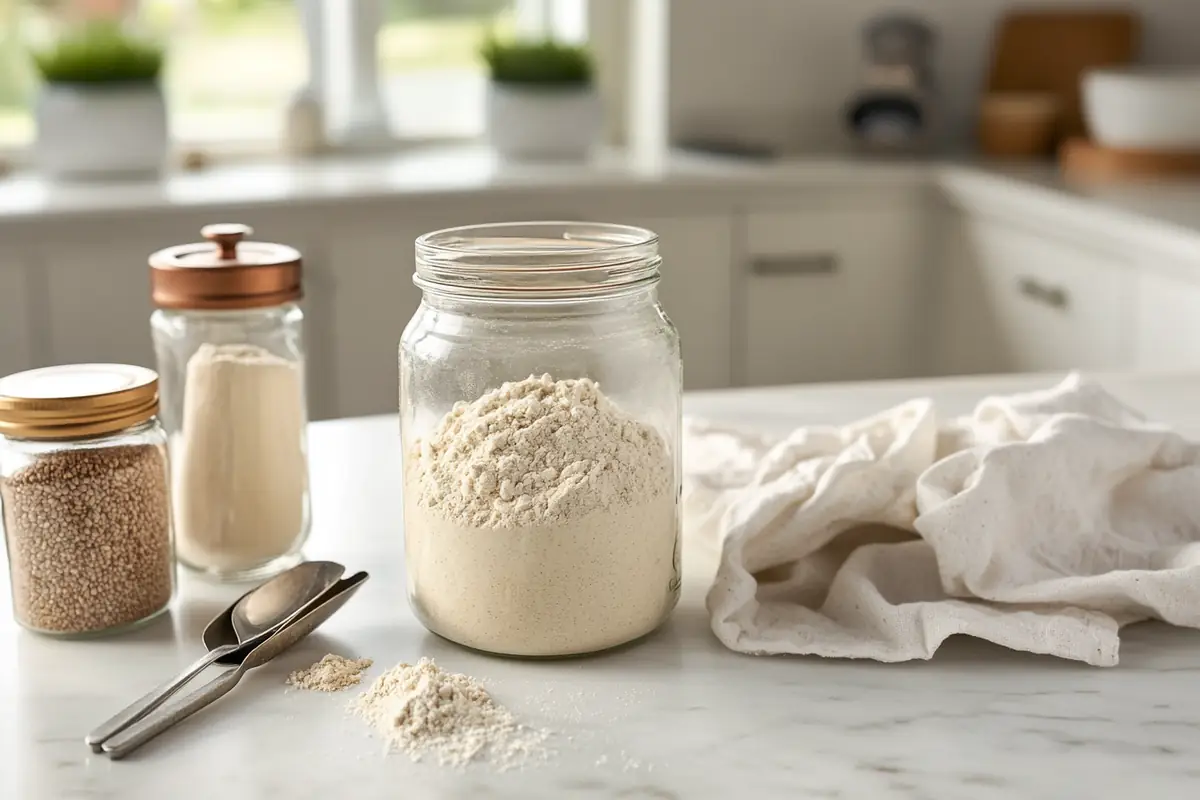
[0,133,485,170]
[0,143,680,222]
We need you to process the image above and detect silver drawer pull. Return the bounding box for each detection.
[751,254,839,276]
[1017,276,1070,310]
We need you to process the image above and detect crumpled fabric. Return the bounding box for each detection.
[687,374,1200,666]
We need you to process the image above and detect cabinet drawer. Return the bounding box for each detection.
[1134,268,1200,370]
[962,218,1133,373]
[43,242,157,369]
[741,208,923,386]
[0,253,34,377]
[620,214,733,390]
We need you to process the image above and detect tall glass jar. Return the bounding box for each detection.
[400,221,682,658]
[0,364,175,637]
[149,224,311,581]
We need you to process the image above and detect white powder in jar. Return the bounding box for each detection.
[404,374,679,656]
[173,343,309,574]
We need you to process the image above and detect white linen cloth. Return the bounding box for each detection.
[686,374,1200,666]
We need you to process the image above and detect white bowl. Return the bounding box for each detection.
[1083,68,1200,150]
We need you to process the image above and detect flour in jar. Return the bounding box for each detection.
[172,343,309,575]
[404,374,679,656]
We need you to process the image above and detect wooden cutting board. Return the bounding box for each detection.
[1060,138,1200,179]
[986,10,1140,142]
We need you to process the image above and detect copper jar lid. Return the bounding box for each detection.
[0,364,159,440]
[150,223,303,310]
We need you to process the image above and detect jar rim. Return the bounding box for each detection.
[0,364,159,440]
[414,221,661,300]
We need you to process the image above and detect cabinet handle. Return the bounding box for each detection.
[750,254,839,276]
[1017,276,1069,311]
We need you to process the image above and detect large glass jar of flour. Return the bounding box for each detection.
[400,221,682,657]
[149,224,311,581]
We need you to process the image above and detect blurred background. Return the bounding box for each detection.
[0,0,588,147]
[1,1,1200,422]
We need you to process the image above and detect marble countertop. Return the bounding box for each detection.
[4,145,1200,265]
[937,161,1200,263]
[5,371,1200,799]
[0,146,927,221]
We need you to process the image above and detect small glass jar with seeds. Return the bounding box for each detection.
[0,364,175,637]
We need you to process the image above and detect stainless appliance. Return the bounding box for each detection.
[845,13,937,152]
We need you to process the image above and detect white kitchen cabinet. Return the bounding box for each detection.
[935,214,1134,375]
[323,222,427,420]
[1133,267,1200,370]
[324,211,734,419]
[739,205,925,386]
[17,157,1196,421]
[612,214,734,391]
[43,241,158,369]
[291,237,337,421]
[0,250,35,378]
[36,222,338,416]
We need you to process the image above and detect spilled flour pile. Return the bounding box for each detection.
[286,654,373,692]
[351,657,551,770]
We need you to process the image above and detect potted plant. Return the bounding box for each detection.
[481,37,600,161]
[31,20,167,178]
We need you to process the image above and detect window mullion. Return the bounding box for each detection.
[514,0,551,37]
[550,0,587,43]
[323,0,390,148]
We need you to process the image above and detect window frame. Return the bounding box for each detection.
[0,0,626,165]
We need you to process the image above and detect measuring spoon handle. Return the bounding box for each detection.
[84,642,240,751]
[101,663,246,759]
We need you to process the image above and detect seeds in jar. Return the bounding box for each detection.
[404,374,679,656]
[0,444,173,635]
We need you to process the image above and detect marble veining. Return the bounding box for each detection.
[3,373,1200,799]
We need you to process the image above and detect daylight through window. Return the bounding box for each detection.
[0,0,589,150]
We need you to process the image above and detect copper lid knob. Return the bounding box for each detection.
[149,224,302,310]
[201,222,253,261]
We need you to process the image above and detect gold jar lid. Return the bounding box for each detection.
[149,223,303,310]
[0,364,159,440]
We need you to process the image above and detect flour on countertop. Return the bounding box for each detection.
[286,653,373,692]
[350,657,551,771]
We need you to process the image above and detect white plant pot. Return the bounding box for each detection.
[486,82,601,161]
[36,83,168,179]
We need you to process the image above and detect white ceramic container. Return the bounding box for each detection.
[36,82,168,179]
[1083,68,1200,150]
[486,82,601,161]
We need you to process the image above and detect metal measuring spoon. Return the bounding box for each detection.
[101,570,369,760]
[85,560,345,751]
[201,561,346,664]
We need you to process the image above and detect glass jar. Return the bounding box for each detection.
[149,223,311,581]
[400,221,683,657]
[0,364,175,637]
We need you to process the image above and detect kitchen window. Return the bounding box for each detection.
[383,0,586,140]
[0,0,589,152]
